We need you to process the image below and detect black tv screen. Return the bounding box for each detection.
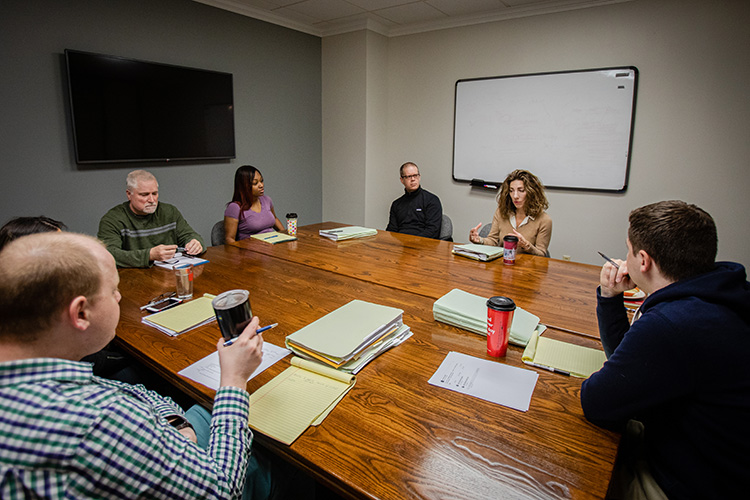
[65,49,235,164]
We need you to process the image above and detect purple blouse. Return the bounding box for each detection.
[224,195,276,240]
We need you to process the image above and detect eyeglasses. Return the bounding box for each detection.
[401,174,420,180]
[140,291,176,310]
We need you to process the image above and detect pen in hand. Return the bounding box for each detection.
[597,251,620,269]
[223,323,277,346]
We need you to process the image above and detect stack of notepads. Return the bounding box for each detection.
[433,288,542,347]
[319,226,378,241]
[452,243,504,261]
[142,294,217,336]
[285,299,412,374]
[522,330,606,378]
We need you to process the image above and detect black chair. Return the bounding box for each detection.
[439,215,453,241]
[210,221,225,246]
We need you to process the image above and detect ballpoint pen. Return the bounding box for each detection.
[597,251,620,269]
[223,323,278,346]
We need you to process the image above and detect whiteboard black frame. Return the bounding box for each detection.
[452,67,638,192]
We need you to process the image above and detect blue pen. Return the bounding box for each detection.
[266,234,279,239]
[223,323,277,346]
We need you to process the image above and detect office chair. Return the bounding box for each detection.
[210,221,225,246]
[439,214,453,241]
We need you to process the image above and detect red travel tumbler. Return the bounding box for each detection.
[486,296,516,357]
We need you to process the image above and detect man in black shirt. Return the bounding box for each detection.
[386,162,443,239]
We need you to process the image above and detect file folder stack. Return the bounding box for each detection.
[451,243,504,261]
[319,226,378,241]
[433,288,542,347]
[285,300,411,374]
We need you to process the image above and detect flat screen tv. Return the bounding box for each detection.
[65,49,235,164]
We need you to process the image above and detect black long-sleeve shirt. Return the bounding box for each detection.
[386,186,442,239]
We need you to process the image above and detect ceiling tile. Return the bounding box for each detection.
[376,2,448,24]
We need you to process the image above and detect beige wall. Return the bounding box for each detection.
[323,0,750,267]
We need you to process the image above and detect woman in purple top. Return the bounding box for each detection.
[223,165,285,243]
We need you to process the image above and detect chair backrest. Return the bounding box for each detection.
[210,221,225,246]
[478,222,492,239]
[439,214,453,241]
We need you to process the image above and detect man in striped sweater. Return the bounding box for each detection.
[98,170,205,268]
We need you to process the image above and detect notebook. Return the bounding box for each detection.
[142,293,216,336]
[452,243,504,261]
[521,330,606,378]
[154,252,209,269]
[247,356,356,445]
[250,231,297,244]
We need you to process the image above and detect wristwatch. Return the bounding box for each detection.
[166,415,194,431]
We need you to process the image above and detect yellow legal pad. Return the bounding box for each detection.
[248,357,355,445]
[522,330,606,378]
[250,231,297,244]
[141,294,216,337]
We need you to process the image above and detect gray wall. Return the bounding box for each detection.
[1,0,322,241]
[322,0,750,268]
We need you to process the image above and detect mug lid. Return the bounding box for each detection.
[212,289,249,309]
[286,213,298,218]
[486,296,516,311]
[502,235,519,242]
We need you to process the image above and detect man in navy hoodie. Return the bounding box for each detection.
[581,200,749,499]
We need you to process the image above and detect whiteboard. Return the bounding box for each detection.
[452,67,638,192]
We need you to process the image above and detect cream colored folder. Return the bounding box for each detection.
[285,300,403,365]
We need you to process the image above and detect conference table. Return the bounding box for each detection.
[115,223,620,500]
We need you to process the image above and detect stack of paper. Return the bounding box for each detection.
[433,288,542,347]
[250,231,297,244]
[154,252,209,269]
[285,300,405,370]
[452,243,504,261]
[522,330,606,378]
[142,293,216,336]
[319,226,378,241]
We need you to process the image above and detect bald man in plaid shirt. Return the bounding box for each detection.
[0,232,304,499]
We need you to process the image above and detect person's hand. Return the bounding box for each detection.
[150,244,178,261]
[599,259,635,298]
[217,316,264,390]
[184,239,203,256]
[469,223,482,244]
[511,229,531,252]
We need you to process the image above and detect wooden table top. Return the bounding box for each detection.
[115,227,619,500]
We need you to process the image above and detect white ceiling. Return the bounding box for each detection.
[193,0,632,37]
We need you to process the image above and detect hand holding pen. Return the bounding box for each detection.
[216,316,265,389]
[597,251,634,298]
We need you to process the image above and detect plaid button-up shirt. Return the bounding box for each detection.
[0,358,251,499]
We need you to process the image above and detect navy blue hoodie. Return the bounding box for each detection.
[581,262,750,499]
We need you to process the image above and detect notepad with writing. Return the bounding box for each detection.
[142,293,216,337]
[521,330,606,378]
[154,253,209,269]
[250,231,297,244]
[248,357,356,445]
[452,243,504,261]
[285,300,403,368]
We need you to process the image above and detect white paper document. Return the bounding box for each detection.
[428,351,539,412]
[178,342,291,391]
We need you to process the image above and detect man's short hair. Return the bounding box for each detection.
[628,200,717,282]
[0,233,103,341]
[399,162,419,177]
[126,170,157,192]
